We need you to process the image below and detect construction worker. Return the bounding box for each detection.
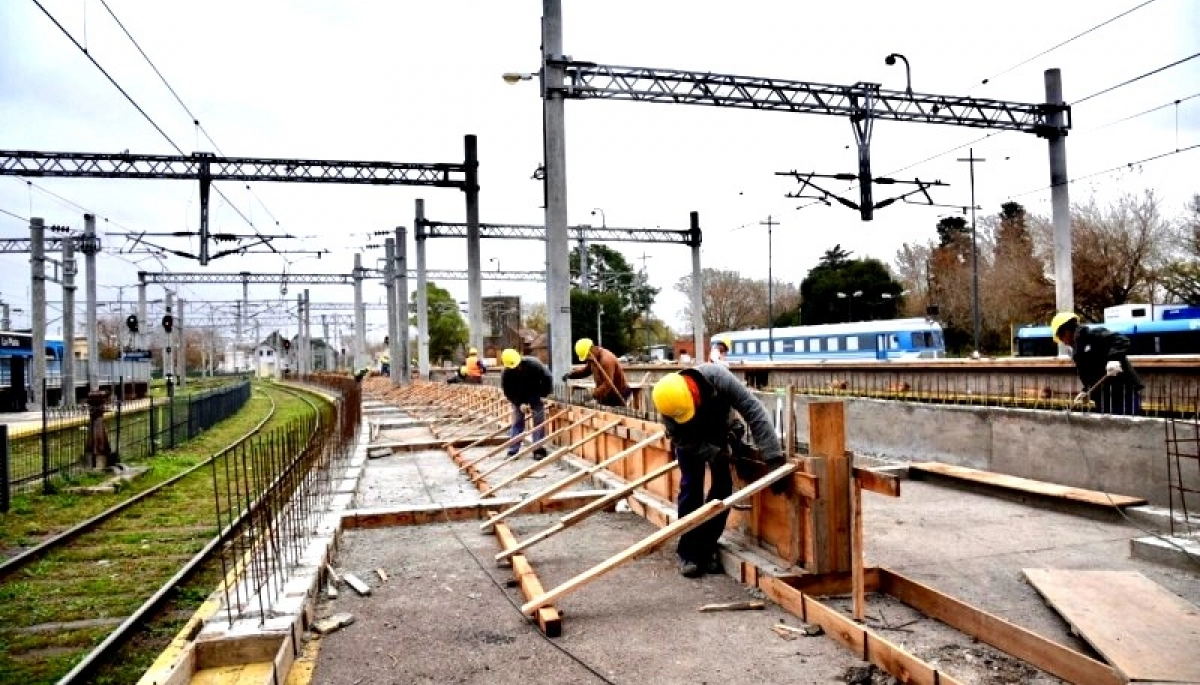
[651,363,785,578]
[709,337,732,366]
[1051,312,1144,416]
[463,347,485,385]
[563,338,631,407]
[500,348,552,460]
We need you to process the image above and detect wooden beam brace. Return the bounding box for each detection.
[471,413,599,483]
[480,419,621,496]
[341,491,616,529]
[480,431,666,531]
[494,460,681,562]
[853,467,901,497]
[456,409,567,473]
[520,463,797,615]
[495,521,562,637]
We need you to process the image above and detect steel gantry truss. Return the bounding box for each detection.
[532,0,1077,373]
[136,270,544,285]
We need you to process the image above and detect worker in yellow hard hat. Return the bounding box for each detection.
[1050,312,1142,415]
[563,338,632,406]
[651,363,784,578]
[709,336,732,366]
[463,347,485,384]
[500,348,553,459]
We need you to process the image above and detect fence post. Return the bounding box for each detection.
[168,377,176,450]
[1,424,9,513]
[41,377,50,494]
[149,397,157,456]
[113,376,123,465]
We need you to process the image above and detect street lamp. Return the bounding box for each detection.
[836,290,863,322]
[502,72,535,85]
[884,53,913,97]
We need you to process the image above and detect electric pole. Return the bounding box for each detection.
[956,149,986,355]
[760,215,777,361]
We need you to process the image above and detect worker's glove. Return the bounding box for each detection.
[1073,391,1089,405]
[1105,361,1122,377]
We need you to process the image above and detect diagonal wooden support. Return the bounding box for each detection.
[470,413,598,483]
[480,431,666,531]
[453,423,511,452]
[479,420,621,496]
[434,410,504,441]
[495,459,680,562]
[456,409,566,473]
[520,462,797,615]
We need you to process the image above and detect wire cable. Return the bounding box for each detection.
[0,207,29,223]
[1074,51,1200,105]
[1008,143,1199,199]
[974,0,1160,88]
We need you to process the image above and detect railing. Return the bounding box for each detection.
[213,373,360,625]
[0,379,251,503]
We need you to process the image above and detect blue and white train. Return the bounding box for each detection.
[712,318,945,363]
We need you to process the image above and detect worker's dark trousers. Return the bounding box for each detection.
[508,398,546,455]
[674,444,732,564]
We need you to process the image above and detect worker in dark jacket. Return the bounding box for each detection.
[651,363,785,578]
[563,338,632,407]
[1051,312,1144,416]
[500,348,552,459]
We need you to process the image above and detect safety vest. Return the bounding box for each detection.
[465,354,484,377]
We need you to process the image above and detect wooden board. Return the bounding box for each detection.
[1023,568,1200,683]
[910,462,1146,507]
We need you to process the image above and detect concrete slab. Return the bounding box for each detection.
[1130,533,1200,571]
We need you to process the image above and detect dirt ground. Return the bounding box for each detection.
[316,399,1200,685]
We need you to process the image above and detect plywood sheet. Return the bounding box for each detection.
[910,462,1146,507]
[1023,568,1200,683]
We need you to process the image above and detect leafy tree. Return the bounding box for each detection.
[892,241,933,317]
[409,282,468,363]
[983,202,1053,349]
[569,244,658,316]
[523,301,548,333]
[1158,194,1200,304]
[674,268,764,334]
[569,290,630,356]
[936,216,970,249]
[800,247,903,325]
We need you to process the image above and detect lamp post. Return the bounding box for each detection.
[597,303,603,348]
[837,290,863,322]
[957,148,986,353]
[884,53,913,97]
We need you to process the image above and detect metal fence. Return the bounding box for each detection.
[214,373,360,626]
[0,379,251,503]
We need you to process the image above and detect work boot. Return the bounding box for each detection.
[532,447,548,461]
[679,559,703,578]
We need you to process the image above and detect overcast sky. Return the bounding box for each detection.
[1,0,1197,342]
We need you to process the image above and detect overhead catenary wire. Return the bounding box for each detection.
[1008,142,1200,200]
[1073,51,1200,105]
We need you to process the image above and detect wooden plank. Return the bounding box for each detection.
[1023,568,1200,683]
[851,476,865,620]
[342,491,615,529]
[910,462,1146,507]
[456,409,567,473]
[494,521,562,637]
[371,435,508,453]
[480,431,665,530]
[480,419,621,496]
[472,413,597,483]
[758,576,964,685]
[520,463,797,615]
[809,402,850,573]
[341,573,371,596]
[698,601,765,613]
[783,569,881,597]
[879,569,1123,685]
[853,467,900,497]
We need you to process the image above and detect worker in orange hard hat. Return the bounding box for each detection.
[651,363,784,578]
[1051,312,1142,415]
[563,338,631,407]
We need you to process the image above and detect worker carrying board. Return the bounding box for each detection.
[562,338,632,407]
[651,363,785,578]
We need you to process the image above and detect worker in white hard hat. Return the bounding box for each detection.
[651,363,785,578]
[1051,312,1143,415]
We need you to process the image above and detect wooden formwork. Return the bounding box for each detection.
[370,381,1122,685]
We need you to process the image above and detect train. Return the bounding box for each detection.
[0,331,67,387]
[712,318,946,363]
[1015,303,1200,357]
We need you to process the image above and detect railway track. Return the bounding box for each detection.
[0,382,328,685]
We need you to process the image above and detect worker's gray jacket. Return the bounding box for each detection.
[661,363,782,463]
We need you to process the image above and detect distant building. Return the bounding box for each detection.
[482,296,522,360]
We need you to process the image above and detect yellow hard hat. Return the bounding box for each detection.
[501,348,521,369]
[1050,312,1079,343]
[575,338,594,361]
[468,347,478,356]
[717,337,731,349]
[652,373,696,423]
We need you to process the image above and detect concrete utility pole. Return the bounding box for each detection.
[689,212,705,363]
[542,0,572,379]
[83,214,99,391]
[304,289,311,374]
[29,218,46,410]
[395,225,410,385]
[163,290,174,382]
[176,298,186,387]
[353,252,366,370]
[137,281,148,353]
[61,234,76,406]
[415,199,430,379]
[957,148,986,354]
[1045,68,1073,357]
[296,292,305,374]
[234,300,242,373]
[464,135,484,355]
[321,314,330,370]
[384,237,399,383]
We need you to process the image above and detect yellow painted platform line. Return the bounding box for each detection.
[285,636,322,685]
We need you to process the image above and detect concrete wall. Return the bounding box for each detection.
[755,392,1193,507]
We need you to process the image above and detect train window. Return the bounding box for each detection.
[1132,308,1147,317]
[846,337,859,351]
[826,337,839,351]
[774,339,785,353]
[747,341,756,354]
[805,339,816,352]
[734,341,744,354]
[782,339,795,353]
[889,335,900,350]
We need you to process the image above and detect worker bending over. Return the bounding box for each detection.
[651,363,785,578]
[500,348,552,459]
[562,338,632,407]
[463,347,485,385]
[1051,312,1143,416]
